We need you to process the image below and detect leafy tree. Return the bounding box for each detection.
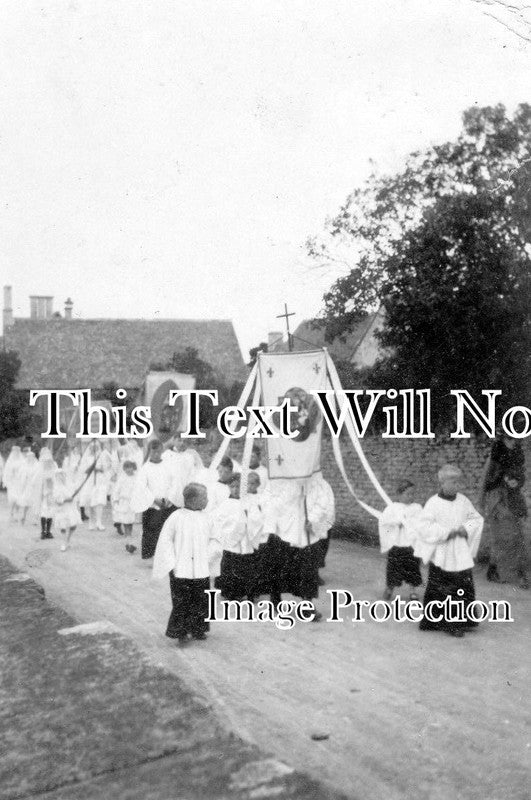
[0,351,32,439]
[150,346,216,387]
[307,104,531,339]
[368,192,530,426]
[150,347,243,429]
[247,341,268,368]
[92,381,120,403]
[307,104,531,426]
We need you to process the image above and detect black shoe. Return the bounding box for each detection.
[192,632,207,640]
[125,544,137,554]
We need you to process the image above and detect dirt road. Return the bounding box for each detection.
[0,497,529,800]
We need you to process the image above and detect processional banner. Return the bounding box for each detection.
[258,350,328,479]
[144,371,196,443]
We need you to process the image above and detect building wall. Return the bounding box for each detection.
[350,308,385,369]
[191,431,531,556]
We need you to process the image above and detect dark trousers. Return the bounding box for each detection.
[316,531,331,569]
[419,563,477,633]
[215,550,259,602]
[386,546,422,589]
[141,505,176,559]
[166,574,210,638]
[264,535,320,605]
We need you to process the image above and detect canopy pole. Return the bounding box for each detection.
[209,361,258,472]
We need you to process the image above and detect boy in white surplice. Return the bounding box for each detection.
[378,480,423,601]
[152,483,222,643]
[415,464,483,638]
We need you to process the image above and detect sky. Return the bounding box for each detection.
[0,0,530,359]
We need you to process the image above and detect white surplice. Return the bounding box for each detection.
[378,502,423,553]
[131,459,175,513]
[213,497,255,554]
[263,472,335,548]
[152,508,222,580]
[414,493,484,571]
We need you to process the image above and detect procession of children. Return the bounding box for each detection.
[1,432,526,645]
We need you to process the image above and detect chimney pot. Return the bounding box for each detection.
[30,295,54,320]
[268,330,283,348]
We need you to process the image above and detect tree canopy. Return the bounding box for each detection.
[247,341,268,368]
[150,347,243,429]
[307,104,531,425]
[0,350,31,440]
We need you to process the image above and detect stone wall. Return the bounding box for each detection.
[191,431,531,555]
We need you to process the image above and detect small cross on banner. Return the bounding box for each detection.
[267,367,274,378]
[276,454,284,466]
[313,362,321,374]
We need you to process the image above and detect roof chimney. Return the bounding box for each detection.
[3,285,13,329]
[268,330,283,348]
[30,295,53,320]
[64,298,73,320]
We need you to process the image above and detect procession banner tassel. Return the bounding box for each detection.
[325,351,391,511]
[328,424,382,519]
[209,361,258,472]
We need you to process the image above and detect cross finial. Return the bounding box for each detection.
[276,303,296,352]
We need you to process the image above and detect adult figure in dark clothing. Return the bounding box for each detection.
[481,433,528,589]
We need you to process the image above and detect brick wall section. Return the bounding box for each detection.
[190,432,531,554]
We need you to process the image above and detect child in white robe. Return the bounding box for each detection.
[249,446,268,494]
[415,464,483,638]
[212,456,233,508]
[78,441,112,531]
[112,460,138,539]
[215,474,262,602]
[245,471,269,597]
[132,439,177,559]
[3,445,23,519]
[262,471,335,621]
[120,440,144,471]
[62,443,81,484]
[378,479,423,600]
[54,470,81,551]
[162,441,203,507]
[18,449,41,524]
[37,452,57,539]
[153,483,222,643]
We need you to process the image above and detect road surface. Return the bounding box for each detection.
[0,497,529,800]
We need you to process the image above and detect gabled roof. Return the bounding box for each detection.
[3,318,247,389]
[271,310,384,364]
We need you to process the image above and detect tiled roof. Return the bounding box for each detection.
[3,318,247,389]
